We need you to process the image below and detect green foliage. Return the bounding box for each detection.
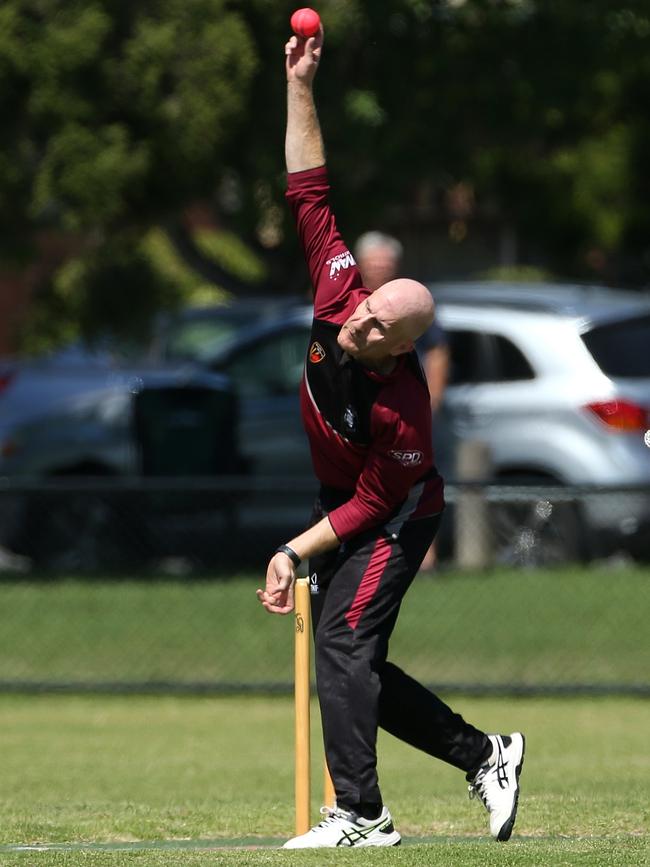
[5,0,650,350]
[344,90,387,127]
[141,228,212,299]
[3,0,258,351]
[19,237,182,353]
[193,228,266,285]
[551,127,631,251]
[296,0,650,282]
[478,265,553,282]
[33,123,150,230]
[6,0,257,229]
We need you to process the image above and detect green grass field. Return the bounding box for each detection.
[0,567,648,864]
[0,694,648,866]
[1,566,649,688]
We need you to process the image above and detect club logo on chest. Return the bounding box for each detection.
[310,341,326,363]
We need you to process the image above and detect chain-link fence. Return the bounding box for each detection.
[0,478,649,694]
[1,477,648,573]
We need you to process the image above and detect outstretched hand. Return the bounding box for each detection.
[256,552,296,615]
[285,26,323,85]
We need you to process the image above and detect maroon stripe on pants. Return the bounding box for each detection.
[344,536,392,630]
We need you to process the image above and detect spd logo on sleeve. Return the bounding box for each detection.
[389,449,423,467]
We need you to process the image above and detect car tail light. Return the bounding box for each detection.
[1,439,19,458]
[584,400,649,431]
[0,370,15,393]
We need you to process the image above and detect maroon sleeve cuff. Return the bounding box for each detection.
[327,505,353,542]
[286,165,328,189]
[328,500,386,542]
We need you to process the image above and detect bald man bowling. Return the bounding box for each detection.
[256,20,525,849]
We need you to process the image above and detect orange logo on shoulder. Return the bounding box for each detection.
[309,341,326,363]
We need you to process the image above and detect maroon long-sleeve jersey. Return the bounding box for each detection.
[286,166,444,542]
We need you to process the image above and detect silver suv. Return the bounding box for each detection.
[433,283,650,561]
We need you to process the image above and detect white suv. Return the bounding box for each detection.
[433,283,650,563]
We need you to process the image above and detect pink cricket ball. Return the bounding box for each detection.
[290,7,321,39]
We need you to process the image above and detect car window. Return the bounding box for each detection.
[582,314,650,377]
[221,328,309,398]
[163,320,243,363]
[447,330,533,385]
[492,335,535,381]
[446,331,493,385]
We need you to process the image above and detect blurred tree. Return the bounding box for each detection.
[289,0,648,284]
[1,0,259,349]
[4,0,650,352]
[204,0,649,296]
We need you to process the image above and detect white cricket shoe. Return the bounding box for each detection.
[467,732,526,841]
[282,805,401,848]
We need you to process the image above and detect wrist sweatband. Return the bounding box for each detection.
[275,544,301,568]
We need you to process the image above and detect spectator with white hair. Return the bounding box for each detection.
[355,231,451,571]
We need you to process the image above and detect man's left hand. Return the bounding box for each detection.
[256,553,296,615]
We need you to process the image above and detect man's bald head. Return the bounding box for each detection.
[374,278,435,343]
[337,277,435,371]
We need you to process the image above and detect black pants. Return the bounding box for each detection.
[309,507,489,808]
